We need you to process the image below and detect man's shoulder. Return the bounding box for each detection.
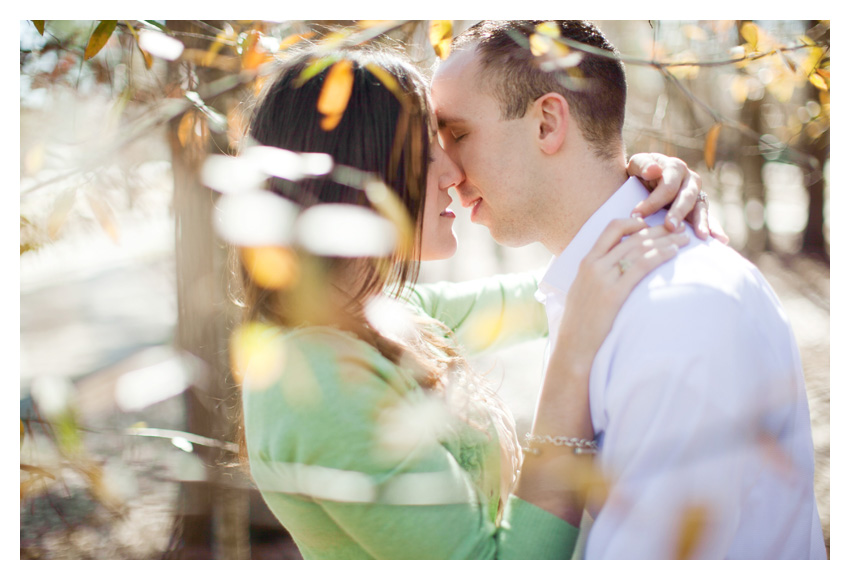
[628,235,780,317]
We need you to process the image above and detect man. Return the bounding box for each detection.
[431,20,825,559]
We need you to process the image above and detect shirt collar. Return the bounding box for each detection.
[536,176,650,300]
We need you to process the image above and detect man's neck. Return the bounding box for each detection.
[540,153,629,256]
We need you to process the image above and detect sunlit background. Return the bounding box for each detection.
[19,20,829,559]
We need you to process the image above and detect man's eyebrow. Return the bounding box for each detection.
[436,115,464,129]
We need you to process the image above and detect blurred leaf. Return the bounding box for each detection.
[48,190,77,240]
[124,21,153,70]
[84,20,118,61]
[529,33,549,57]
[740,22,761,51]
[674,504,709,559]
[241,29,271,70]
[178,111,195,147]
[142,20,167,31]
[55,412,83,456]
[704,123,722,170]
[78,461,124,514]
[20,464,56,480]
[241,246,300,290]
[802,46,825,76]
[317,59,354,131]
[429,20,453,60]
[298,54,341,87]
[227,107,248,149]
[767,75,797,103]
[279,31,316,51]
[777,50,797,74]
[230,321,285,389]
[809,71,828,92]
[364,181,414,257]
[365,62,405,103]
[87,195,120,243]
[32,20,45,35]
[681,24,708,41]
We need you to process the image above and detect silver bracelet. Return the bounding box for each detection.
[523,433,598,456]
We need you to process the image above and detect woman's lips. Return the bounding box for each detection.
[440,209,456,218]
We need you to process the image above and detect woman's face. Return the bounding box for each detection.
[419,138,463,261]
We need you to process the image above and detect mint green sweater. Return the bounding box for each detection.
[242,273,580,559]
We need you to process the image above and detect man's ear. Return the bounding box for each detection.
[534,92,569,155]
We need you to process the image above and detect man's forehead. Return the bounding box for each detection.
[431,48,484,120]
[432,47,480,86]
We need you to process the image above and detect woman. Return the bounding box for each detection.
[235,46,714,559]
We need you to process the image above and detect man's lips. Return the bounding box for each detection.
[468,198,482,220]
[461,196,482,209]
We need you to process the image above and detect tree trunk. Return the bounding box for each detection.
[801,20,830,261]
[167,20,250,560]
[738,21,769,256]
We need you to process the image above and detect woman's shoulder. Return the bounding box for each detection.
[243,323,414,400]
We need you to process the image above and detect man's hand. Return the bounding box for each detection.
[627,153,729,244]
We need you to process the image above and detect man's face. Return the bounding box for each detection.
[431,49,543,247]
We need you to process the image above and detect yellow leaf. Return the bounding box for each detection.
[230,321,284,389]
[429,20,453,60]
[87,194,121,243]
[674,504,709,559]
[365,63,404,103]
[802,46,824,76]
[682,24,708,41]
[124,21,153,70]
[320,113,343,131]
[32,20,45,35]
[177,111,195,147]
[279,31,315,51]
[359,20,392,29]
[704,123,722,169]
[48,190,77,240]
[740,22,761,50]
[227,107,248,150]
[809,72,828,92]
[317,60,354,130]
[241,246,299,290]
[84,20,118,60]
[535,21,560,38]
[529,33,549,57]
[241,30,270,71]
[203,39,226,67]
[729,75,750,104]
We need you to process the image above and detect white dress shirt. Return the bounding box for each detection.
[536,177,826,559]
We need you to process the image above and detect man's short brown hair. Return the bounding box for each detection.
[451,20,627,159]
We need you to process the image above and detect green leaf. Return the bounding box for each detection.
[32,20,45,35]
[142,20,167,31]
[84,20,118,60]
[295,54,341,87]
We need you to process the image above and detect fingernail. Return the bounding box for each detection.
[677,222,686,233]
[630,210,643,219]
[667,216,679,230]
[677,233,690,245]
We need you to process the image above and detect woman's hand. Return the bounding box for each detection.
[555,217,689,374]
[627,153,729,244]
[516,218,688,526]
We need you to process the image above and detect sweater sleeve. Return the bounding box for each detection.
[244,327,577,560]
[405,272,549,357]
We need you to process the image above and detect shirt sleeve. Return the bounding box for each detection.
[405,272,549,356]
[245,328,578,560]
[583,285,798,559]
